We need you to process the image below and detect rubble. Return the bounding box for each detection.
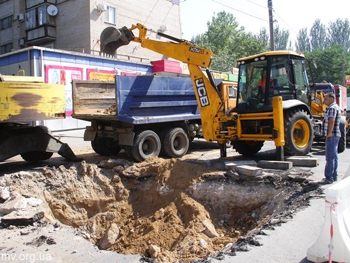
[98,223,121,249]
[0,210,44,227]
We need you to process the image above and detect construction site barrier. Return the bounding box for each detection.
[307,176,350,263]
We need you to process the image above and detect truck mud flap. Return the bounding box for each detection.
[46,134,82,162]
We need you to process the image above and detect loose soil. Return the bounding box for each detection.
[0,157,322,263]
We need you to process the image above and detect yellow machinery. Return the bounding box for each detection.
[0,73,79,162]
[100,23,315,160]
[310,83,347,153]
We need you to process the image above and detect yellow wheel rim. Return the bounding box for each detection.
[292,119,310,149]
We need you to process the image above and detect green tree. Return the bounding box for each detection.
[297,18,350,86]
[305,45,346,84]
[309,19,329,50]
[328,19,350,50]
[295,28,311,53]
[255,28,269,50]
[192,11,265,72]
[273,25,290,50]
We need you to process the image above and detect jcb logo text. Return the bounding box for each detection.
[195,78,210,107]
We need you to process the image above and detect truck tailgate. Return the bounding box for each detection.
[0,81,66,122]
[72,80,116,119]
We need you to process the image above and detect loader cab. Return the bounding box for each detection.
[235,51,311,113]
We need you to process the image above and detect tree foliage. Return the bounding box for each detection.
[309,19,329,50]
[273,25,291,50]
[328,19,350,51]
[296,18,350,52]
[255,28,269,49]
[192,11,265,72]
[295,28,311,53]
[295,18,350,86]
[305,45,347,84]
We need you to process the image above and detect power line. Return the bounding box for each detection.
[211,0,268,22]
[143,0,161,25]
[272,10,298,36]
[246,0,266,9]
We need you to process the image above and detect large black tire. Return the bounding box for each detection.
[158,128,168,156]
[232,140,264,156]
[338,118,346,153]
[21,151,53,162]
[20,125,53,162]
[91,137,121,156]
[162,127,189,158]
[131,130,161,162]
[284,109,313,156]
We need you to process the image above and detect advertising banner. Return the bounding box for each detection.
[45,65,83,116]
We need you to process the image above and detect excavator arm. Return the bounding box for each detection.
[102,23,226,143]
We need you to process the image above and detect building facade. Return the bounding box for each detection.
[0,0,182,63]
[0,0,184,131]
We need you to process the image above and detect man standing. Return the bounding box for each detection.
[320,92,341,184]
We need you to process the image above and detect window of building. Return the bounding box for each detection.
[0,15,13,30]
[0,42,13,54]
[38,5,48,25]
[25,4,54,29]
[104,6,116,24]
[26,9,36,29]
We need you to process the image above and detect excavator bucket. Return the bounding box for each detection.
[100,26,134,56]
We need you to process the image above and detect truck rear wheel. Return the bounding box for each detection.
[163,127,189,158]
[91,137,121,156]
[20,126,54,162]
[232,140,264,156]
[131,130,161,162]
[21,151,53,162]
[284,109,313,156]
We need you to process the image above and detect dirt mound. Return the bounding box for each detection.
[0,157,321,263]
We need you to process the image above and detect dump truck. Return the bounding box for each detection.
[0,73,79,162]
[72,75,236,161]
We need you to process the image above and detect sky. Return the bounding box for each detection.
[180,0,349,43]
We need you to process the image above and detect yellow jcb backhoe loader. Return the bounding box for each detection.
[100,23,315,160]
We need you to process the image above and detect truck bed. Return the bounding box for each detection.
[72,76,201,124]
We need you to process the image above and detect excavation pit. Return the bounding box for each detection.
[1,157,321,263]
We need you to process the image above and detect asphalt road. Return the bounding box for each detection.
[1,129,350,263]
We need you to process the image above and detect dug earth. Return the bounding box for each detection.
[0,156,321,263]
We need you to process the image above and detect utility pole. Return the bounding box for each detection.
[268,0,274,51]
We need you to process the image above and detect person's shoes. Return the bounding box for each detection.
[319,178,334,185]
